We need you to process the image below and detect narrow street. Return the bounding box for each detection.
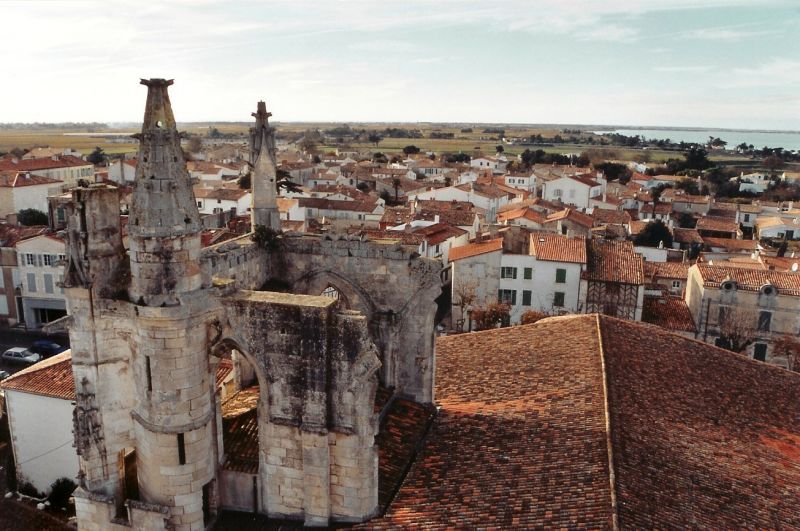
[0,328,70,377]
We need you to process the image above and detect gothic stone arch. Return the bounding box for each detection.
[277,236,442,404]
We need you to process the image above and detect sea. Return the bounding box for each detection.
[593,128,800,152]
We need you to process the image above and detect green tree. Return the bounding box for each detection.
[633,219,673,248]
[18,208,48,226]
[368,133,383,147]
[495,145,504,154]
[86,146,107,165]
[403,145,420,155]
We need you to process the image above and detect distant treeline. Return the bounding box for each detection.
[0,122,109,130]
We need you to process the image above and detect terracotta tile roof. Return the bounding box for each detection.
[375,398,436,512]
[0,171,63,187]
[695,264,800,296]
[702,236,758,252]
[359,229,423,246]
[0,351,74,400]
[545,207,593,228]
[410,222,467,245]
[448,238,503,261]
[370,315,800,528]
[598,316,800,528]
[416,199,478,226]
[583,240,644,284]
[194,187,249,201]
[380,206,414,226]
[0,155,91,172]
[628,219,648,236]
[673,227,704,244]
[761,255,800,272]
[276,197,298,213]
[642,296,696,332]
[368,315,615,529]
[592,208,631,225]
[565,172,601,187]
[756,216,796,230]
[0,225,50,247]
[701,255,766,270]
[697,216,739,233]
[221,387,259,474]
[215,358,233,387]
[643,261,689,280]
[529,231,586,263]
[298,196,380,213]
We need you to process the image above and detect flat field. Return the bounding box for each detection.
[0,122,754,165]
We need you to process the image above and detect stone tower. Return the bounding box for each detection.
[129,78,203,307]
[249,101,281,230]
[126,79,216,527]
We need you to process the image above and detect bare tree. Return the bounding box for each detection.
[716,306,759,353]
[771,334,800,372]
[452,278,478,331]
[472,303,511,331]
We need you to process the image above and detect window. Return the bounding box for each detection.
[197,201,202,207]
[672,280,681,288]
[743,214,750,222]
[522,290,532,306]
[43,274,53,294]
[146,356,153,392]
[177,433,186,465]
[555,268,567,283]
[501,267,517,279]
[523,267,532,280]
[43,254,53,266]
[757,311,772,332]
[25,253,36,266]
[27,273,36,293]
[553,291,565,307]
[753,343,767,362]
[553,189,563,197]
[498,289,516,305]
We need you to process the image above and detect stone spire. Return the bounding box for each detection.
[249,101,281,230]
[128,79,203,306]
[130,78,201,237]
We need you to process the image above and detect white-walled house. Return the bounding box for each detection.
[755,216,800,240]
[194,187,251,215]
[450,232,587,327]
[409,182,515,223]
[541,174,604,209]
[0,171,64,218]
[470,156,508,173]
[15,234,66,328]
[107,159,137,184]
[1,352,80,494]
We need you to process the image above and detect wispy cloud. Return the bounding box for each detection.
[653,66,712,73]
[730,58,800,87]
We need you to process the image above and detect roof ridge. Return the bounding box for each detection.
[594,315,620,530]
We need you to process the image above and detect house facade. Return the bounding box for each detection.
[15,234,66,328]
[685,264,800,366]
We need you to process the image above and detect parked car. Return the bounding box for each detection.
[0,370,9,381]
[29,340,67,358]
[1,348,41,366]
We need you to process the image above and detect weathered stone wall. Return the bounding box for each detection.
[73,488,170,531]
[67,288,137,498]
[275,234,442,403]
[219,291,380,525]
[200,235,269,290]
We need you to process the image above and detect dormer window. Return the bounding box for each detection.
[760,285,776,297]
[721,281,736,292]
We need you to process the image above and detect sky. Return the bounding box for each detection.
[1,0,799,129]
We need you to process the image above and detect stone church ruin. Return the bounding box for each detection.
[66,79,441,529]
